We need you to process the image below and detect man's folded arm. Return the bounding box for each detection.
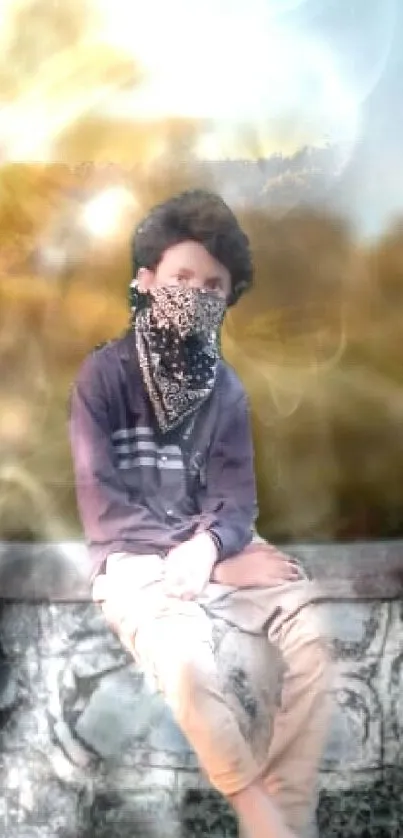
[68,354,149,576]
[197,393,258,562]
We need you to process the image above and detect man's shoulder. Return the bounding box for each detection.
[73,333,132,394]
[81,332,129,370]
[91,330,129,359]
[92,338,116,355]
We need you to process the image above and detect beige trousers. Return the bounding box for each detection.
[101,551,332,834]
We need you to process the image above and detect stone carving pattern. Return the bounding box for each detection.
[0,597,402,837]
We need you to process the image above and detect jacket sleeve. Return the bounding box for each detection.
[197,393,258,560]
[68,352,150,578]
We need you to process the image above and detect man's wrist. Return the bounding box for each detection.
[206,530,223,564]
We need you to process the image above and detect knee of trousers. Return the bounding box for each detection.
[312,636,334,685]
[161,653,216,731]
[297,635,335,703]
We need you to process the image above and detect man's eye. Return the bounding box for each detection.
[206,280,222,292]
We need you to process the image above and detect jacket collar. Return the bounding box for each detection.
[116,328,136,363]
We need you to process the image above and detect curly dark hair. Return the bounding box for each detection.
[131,189,253,306]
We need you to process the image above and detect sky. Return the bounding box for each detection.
[96,0,403,238]
[1,0,402,239]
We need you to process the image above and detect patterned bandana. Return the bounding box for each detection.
[129,283,226,433]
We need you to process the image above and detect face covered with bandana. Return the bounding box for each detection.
[129,240,231,433]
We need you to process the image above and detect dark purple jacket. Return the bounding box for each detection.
[68,330,258,581]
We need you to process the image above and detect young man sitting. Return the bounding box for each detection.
[69,190,331,838]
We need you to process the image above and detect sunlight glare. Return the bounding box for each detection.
[97,0,360,164]
[80,187,139,239]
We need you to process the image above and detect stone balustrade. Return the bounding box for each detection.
[0,540,402,838]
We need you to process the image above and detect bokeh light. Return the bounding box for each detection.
[80,186,139,239]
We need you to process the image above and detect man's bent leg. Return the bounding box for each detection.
[199,579,331,835]
[101,557,299,837]
[100,556,260,794]
[132,601,298,838]
[262,605,333,835]
[133,595,262,796]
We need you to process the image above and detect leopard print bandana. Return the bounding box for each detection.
[129,282,226,432]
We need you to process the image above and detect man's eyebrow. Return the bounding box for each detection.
[175,267,225,284]
[174,267,193,275]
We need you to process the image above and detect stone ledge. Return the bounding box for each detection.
[0,539,403,600]
[1,540,403,837]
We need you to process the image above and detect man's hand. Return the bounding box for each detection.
[211,542,302,588]
[164,532,218,599]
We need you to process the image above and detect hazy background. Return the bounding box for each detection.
[1,0,403,546]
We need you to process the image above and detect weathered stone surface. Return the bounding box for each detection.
[0,659,18,712]
[1,548,403,836]
[317,768,403,838]
[37,605,281,772]
[1,539,403,600]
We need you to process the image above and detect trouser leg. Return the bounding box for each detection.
[101,557,263,797]
[261,606,333,835]
[133,597,264,796]
[100,554,331,829]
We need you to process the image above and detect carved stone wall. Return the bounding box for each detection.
[1,541,403,837]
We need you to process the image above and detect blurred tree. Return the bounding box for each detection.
[362,220,403,379]
[0,165,79,274]
[222,208,353,541]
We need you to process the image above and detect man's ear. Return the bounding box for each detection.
[136,267,155,292]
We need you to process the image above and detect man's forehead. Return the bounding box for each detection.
[159,241,229,277]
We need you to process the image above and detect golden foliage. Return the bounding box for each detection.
[55,116,203,167]
[221,208,403,542]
